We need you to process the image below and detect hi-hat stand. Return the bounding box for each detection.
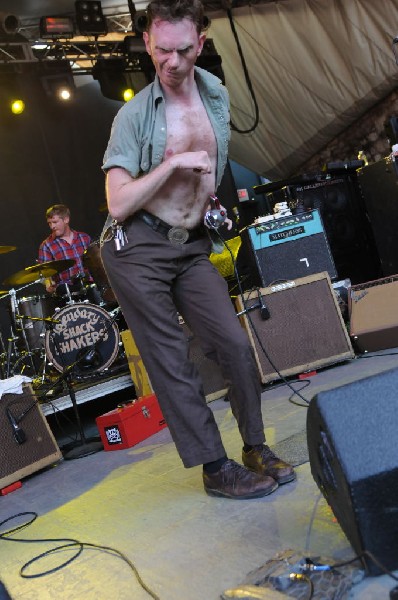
[0,284,44,379]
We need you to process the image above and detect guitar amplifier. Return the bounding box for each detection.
[236,272,354,384]
[0,384,62,489]
[349,275,398,353]
[242,209,337,286]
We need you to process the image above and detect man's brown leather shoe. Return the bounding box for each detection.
[203,459,278,499]
[242,445,296,485]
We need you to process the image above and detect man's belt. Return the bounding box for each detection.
[135,210,205,244]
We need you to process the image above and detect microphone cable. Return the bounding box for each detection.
[212,227,312,407]
[0,512,160,600]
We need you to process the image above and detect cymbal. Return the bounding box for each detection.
[25,259,75,276]
[3,258,76,286]
[0,246,16,254]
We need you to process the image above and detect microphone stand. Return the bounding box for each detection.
[54,360,104,460]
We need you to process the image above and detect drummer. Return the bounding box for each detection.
[38,204,92,296]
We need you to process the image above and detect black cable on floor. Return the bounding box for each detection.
[304,495,398,596]
[0,512,160,600]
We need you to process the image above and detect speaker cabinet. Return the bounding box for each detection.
[242,209,337,287]
[307,368,398,575]
[295,174,380,284]
[358,158,398,276]
[349,275,398,353]
[0,384,62,489]
[236,272,354,384]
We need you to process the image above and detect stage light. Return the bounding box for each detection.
[39,62,76,102]
[93,59,128,102]
[196,39,225,84]
[75,1,107,36]
[123,35,156,85]
[42,77,75,101]
[10,99,25,114]
[123,88,134,102]
[124,35,146,53]
[133,10,147,35]
[39,16,75,39]
[92,57,152,102]
[0,68,25,115]
[58,87,73,101]
[0,13,20,36]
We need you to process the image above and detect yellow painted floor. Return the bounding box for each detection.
[1,350,398,599]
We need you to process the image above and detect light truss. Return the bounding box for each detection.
[0,0,280,69]
[0,40,38,64]
[34,38,130,73]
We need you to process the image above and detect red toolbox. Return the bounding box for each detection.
[96,394,167,451]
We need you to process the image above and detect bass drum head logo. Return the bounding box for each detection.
[45,302,120,373]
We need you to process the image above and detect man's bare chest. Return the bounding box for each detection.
[165,102,215,153]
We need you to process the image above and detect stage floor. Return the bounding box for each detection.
[1,349,398,599]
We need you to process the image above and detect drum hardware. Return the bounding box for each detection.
[56,273,89,305]
[0,245,16,254]
[9,289,54,368]
[6,288,39,376]
[0,328,9,380]
[0,259,76,378]
[0,285,57,379]
[57,282,76,304]
[15,313,59,325]
[10,351,40,378]
[82,241,118,307]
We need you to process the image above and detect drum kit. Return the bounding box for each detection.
[0,242,125,385]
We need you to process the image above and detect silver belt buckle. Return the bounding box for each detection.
[167,226,189,244]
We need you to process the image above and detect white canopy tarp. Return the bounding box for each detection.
[208,0,398,180]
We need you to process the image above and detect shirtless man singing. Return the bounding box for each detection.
[100,0,295,499]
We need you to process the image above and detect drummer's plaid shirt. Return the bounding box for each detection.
[38,230,92,285]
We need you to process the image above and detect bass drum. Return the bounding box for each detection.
[82,240,118,308]
[45,303,120,373]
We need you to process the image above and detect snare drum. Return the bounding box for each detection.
[45,302,120,373]
[82,241,117,307]
[17,295,58,350]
